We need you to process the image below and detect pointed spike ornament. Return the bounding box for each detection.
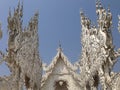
[9,8,11,17]
[118,15,120,32]
[20,1,23,18]
[57,41,62,53]
[0,22,2,39]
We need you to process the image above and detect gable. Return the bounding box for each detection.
[41,49,81,90]
[52,58,70,75]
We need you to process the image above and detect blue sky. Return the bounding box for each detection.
[0,0,120,76]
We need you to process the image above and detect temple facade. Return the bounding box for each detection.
[41,46,80,90]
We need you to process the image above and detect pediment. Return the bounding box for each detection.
[41,47,80,88]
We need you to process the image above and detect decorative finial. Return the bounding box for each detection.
[18,0,20,9]
[118,15,120,20]
[20,1,23,17]
[57,41,62,53]
[96,0,103,9]
[59,40,61,48]
[96,0,99,8]
[0,22,2,39]
[9,8,11,17]
[118,15,120,32]
[80,8,84,15]
[107,4,111,13]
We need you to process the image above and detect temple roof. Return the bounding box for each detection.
[41,46,80,87]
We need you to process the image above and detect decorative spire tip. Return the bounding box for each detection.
[57,41,63,52]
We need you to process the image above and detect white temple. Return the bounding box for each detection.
[0,0,120,90]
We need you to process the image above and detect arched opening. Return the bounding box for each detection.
[54,80,68,90]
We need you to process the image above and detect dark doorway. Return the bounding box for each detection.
[54,80,68,90]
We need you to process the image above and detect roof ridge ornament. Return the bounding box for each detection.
[57,41,63,53]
